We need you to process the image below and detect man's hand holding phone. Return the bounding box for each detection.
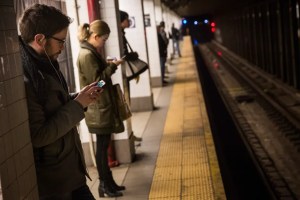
[75,81,104,108]
[97,80,106,88]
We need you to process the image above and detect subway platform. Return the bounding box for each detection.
[86,37,226,200]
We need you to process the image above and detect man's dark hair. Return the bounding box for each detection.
[160,21,165,28]
[19,4,72,43]
[120,10,129,23]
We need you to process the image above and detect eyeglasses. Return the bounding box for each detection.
[47,36,66,45]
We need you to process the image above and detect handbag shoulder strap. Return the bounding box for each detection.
[124,35,134,52]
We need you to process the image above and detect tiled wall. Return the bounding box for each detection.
[144,0,162,87]
[0,0,38,199]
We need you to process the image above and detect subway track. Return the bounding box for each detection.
[195,43,300,199]
[206,42,300,152]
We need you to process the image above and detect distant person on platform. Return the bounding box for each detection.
[158,21,169,84]
[171,23,181,57]
[120,10,130,57]
[119,10,140,84]
[119,10,142,142]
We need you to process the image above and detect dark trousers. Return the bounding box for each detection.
[40,184,95,200]
[172,39,181,56]
[160,56,167,81]
[96,134,112,181]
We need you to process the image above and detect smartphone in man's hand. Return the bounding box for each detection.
[97,80,105,88]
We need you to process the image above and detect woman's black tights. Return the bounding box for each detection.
[96,134,111,181]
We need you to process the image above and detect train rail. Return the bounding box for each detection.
[198,42,300,199]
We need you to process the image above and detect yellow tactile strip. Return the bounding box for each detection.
[149,37,226,200]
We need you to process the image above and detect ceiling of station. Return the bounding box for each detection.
[162,0,261,16]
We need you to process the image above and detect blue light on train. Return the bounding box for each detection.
[194,21,198,25]
[182,19,187,24]
[204,19,209,24]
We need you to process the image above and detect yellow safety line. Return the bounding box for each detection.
[149,36,226,200]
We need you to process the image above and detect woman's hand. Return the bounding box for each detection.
[106,56,124,66]
[112,58,124,66]
[74,82,103,108]
[106,56,116,65]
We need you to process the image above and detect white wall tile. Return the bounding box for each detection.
[0,2,38,199]
[0,156,16,188]
[144,0,161,78]
[1,55,9,81]
[101,7,117,18]
[0,107,9,135]
[12,123,30,153]
[0,136,6,164]
[4,79,13,105]
[7,99,27,129]
[3,132,14,159]
[3,179,19,200]
[3,7,17,30]
[0,8,5,30]
[11,76,26,102]
[14,53,23,77]
[0,31,7,56]
[15,144,34,177]
[0,81,6,108]
[0,0,14,6]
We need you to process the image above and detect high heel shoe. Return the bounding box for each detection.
[110,179,125,191]
[98,181,123,197]
[108,171,126,191]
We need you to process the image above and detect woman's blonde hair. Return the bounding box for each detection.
[77,20,110,42]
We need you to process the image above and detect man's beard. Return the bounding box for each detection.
[51,51,61,60]
[43,48,61,61]
[43,43,61,61]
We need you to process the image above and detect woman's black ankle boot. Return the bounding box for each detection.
[98,181,123,197]
[108,171,126,191]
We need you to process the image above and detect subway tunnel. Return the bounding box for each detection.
[0,0,300,199]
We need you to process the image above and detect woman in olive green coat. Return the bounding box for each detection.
[77,20,125,198]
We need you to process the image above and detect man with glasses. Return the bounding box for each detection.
[48,35,66,45]
[18,4,101,199]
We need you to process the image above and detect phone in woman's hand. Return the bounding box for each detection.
[106,56,117,61]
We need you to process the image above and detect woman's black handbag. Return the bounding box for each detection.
[125,58,148,81]
[125,40,149,81]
